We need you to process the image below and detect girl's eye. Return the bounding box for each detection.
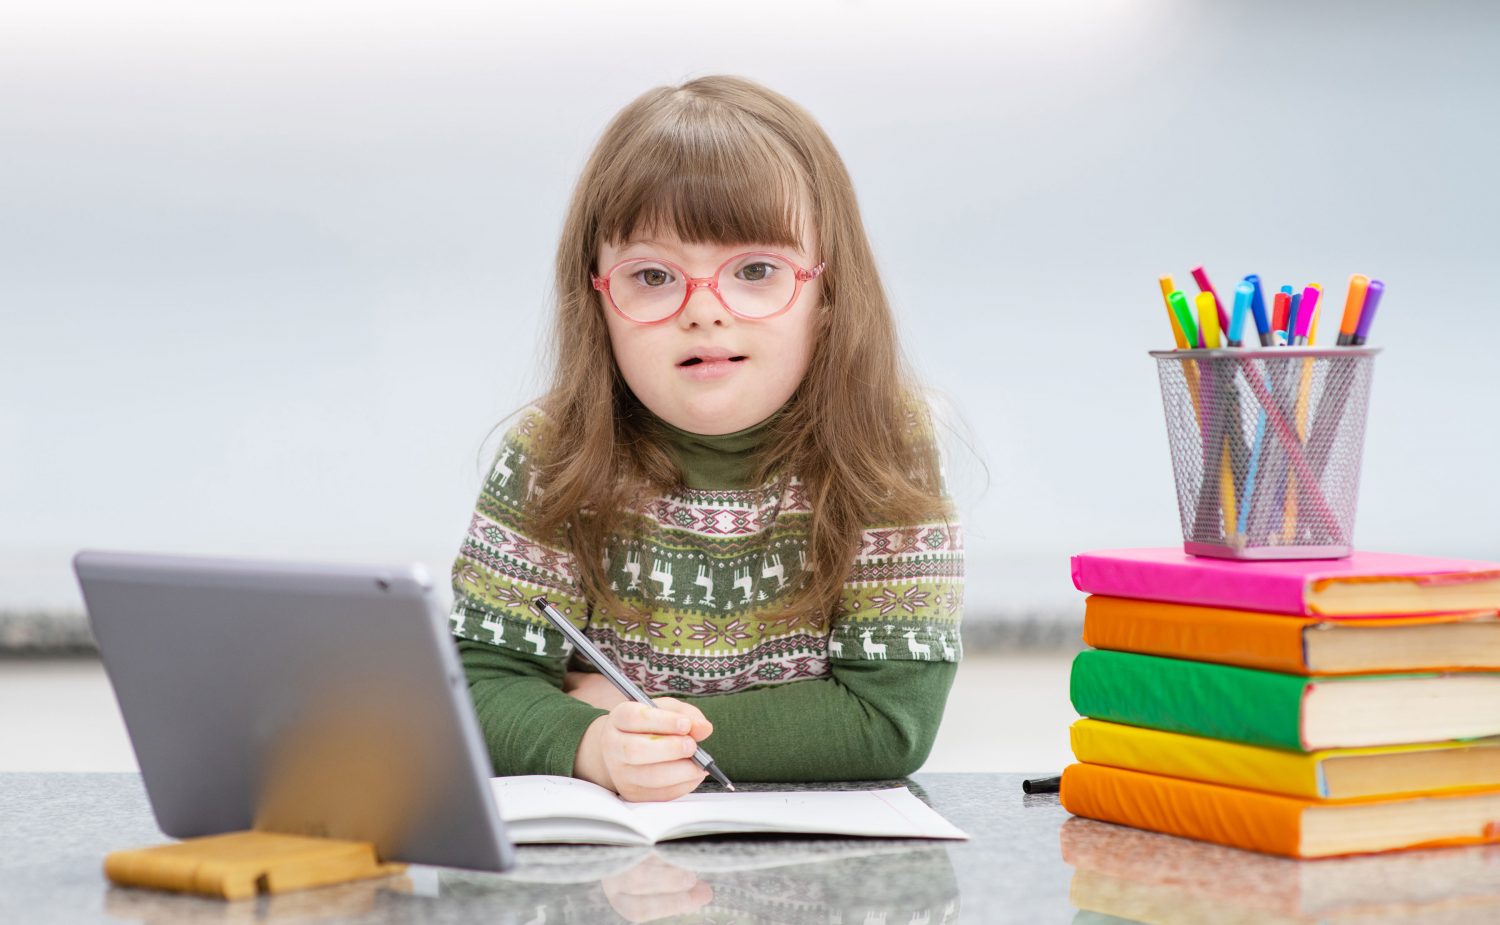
[632,267,674,287]
[736,262,777,283]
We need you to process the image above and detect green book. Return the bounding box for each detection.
[1069,650,1500,752]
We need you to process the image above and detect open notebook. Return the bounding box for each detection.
[490,776,969,846]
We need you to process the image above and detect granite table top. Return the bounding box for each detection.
[3,772,1497,924]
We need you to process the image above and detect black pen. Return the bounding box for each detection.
[530,596,735,791]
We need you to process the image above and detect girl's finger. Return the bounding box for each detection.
[612,731,700,767]
[611,701,695,735]
[616,758,708,793]
[650,698,714,740]
[619,776,708,804]
[607,884,713,923]
[605,855,700,895]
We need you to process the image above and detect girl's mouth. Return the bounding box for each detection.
[676,355,748,381]
[678,356,747,367]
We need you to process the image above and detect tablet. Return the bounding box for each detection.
[73,549,513,872]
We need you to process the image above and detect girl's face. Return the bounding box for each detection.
[596,226,822,436]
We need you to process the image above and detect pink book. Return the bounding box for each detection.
[1071,548,1500,617]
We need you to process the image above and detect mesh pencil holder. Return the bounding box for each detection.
[1151,347,1380,560]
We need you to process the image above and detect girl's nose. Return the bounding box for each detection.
[677,280,732,327]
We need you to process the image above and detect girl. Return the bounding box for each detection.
[450,75,964,802]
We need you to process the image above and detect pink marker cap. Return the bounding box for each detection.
[1294,285,1321,339]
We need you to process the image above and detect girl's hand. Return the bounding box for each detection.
[574,698,714,802]
[600,853,713,923]
[564,670,632,710]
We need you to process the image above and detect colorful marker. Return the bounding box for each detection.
[1272,291,1291,342]
[1238,408,1267,538]
[1278,285,1296,344]
[1337,275,1370,346]
[1190,265,1231,334]
[1159,275,1188,349]
[1168,290,1200,349]
[1308,283,1324,344]
[1351,279,1385,345]
[1196,291,1222,348]
[1229,281,1254,347]
[1293,285,1321,345]
[1245,274,1273,347]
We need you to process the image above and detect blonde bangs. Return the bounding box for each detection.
[591,106,812,255]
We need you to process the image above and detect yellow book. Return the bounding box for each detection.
[104,830,405,901]
[1069,718,1500,800]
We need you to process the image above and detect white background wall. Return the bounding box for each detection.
[5,0,1498,621]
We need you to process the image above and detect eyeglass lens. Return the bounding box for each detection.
[608,254,799,322]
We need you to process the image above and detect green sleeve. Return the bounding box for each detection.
[681,657,958,781]
[458,638,606,777]
[460,638,956,782]
[450,407,607,778]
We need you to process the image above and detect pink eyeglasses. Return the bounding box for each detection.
[591,252,827,324]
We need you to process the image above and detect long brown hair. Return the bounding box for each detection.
[527,74,947,627]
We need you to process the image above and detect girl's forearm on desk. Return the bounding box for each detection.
[680,659,957,781]
[458,639,957,783]
[458,640,606,778]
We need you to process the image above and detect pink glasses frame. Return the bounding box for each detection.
[590,251,828,325]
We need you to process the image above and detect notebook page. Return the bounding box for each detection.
[491,776,648,844]
[623,787,969,843]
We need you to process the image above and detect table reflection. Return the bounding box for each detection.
[103,839,960,924]
[443,839,962,924]
[1060,816,1500,924]
[104,872,418,923]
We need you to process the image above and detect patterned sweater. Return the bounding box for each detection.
[449,404,964,781]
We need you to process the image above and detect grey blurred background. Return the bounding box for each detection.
[4,0,1498,650]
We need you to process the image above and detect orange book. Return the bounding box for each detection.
[1059,762,1500,859]
[1082,594,1500,675]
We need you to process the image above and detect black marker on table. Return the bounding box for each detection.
[530,595,735,791]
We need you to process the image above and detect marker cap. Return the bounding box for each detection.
[1354,279,1385,341]
[1295,286,1321,340]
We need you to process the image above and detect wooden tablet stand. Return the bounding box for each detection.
[105,830,406,900]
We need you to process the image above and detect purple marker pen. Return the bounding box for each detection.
[1351,280,1385,346]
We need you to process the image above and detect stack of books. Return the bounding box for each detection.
[1059,547,1500,859]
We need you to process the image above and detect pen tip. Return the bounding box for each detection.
[726,783,736,791]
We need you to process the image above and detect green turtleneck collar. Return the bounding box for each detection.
[653,405,786,491]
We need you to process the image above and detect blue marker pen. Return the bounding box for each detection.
[1245,275,1273,347]
[1229,281,1254,347]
